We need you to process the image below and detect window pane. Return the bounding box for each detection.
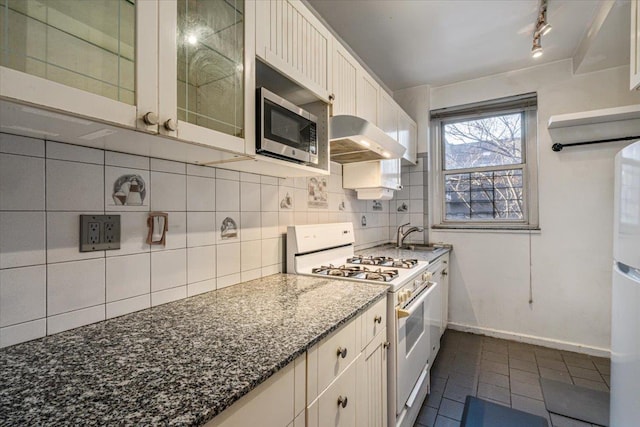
[443,113,523,170]
[444,169,524,221]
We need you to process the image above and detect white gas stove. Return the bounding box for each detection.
[286,222,429,292]
[286,222,441,427]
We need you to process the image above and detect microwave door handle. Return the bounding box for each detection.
[397,281,439,319]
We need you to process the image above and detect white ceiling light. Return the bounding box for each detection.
[531,0,551,58]
[532,35,543,58]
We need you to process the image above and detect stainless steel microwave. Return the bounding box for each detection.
[257,87,318,165]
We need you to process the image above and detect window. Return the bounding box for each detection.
[430,94,539,229]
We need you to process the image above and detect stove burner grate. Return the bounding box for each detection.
[346,255,418,269]
[311,264,399,282]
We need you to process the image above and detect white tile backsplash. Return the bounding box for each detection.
[261,183,279,212]
[0,211,46,268]
[151,286,187,307]
[186,164,216,178]
[261,212,279,239]
[216,242,240,277]
[46,159,103,211]
[216,169,239,181]
[187,245,215,284]
[106,294,150,319]
[187,176,215,211]
[0,154,45,211]
[47,305,105,335]
[105,151,149,170]
[105,166,150,212]
[106,253,150,302]
[241,240,262,272]
[240,182,261,212]
[107,212,149,256]
[187,212,216,247]
[151,249,187,292]
[47,211,105,263]
[216,179,240,211]
[47,141,103,164]
[0,133,44,157]
[0,319,46,347]
[187,279,216,297]
[150,171,186,211]
[151,158,186,174]
[240,211,261,241]
[47,259,105,315]
[0,266,46,327]
[0,132,387,347]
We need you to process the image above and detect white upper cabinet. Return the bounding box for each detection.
[331,41,358,116]
[0,0,158,132]
[378,90,398,142]
[0,0,254,156]
[158,0,252,154]
[632,0,640,90]
[356,71,379,125]
[398,110,417,165]
[255,0,332,101]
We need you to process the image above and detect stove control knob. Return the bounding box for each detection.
[406,290,412,300]
[422,271,433,281]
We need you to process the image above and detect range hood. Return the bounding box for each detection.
[329,115,406,163]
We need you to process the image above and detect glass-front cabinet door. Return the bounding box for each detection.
[0,0,158,130]
[158,0,251,154]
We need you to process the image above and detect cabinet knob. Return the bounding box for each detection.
[442,270,448,276]
[337,395,348,408]
[336,347,348,359]
[374,315,382,324]
[329,93,335,102]
[142,112,158,126]
[164,118,177,131]
[383,341,390,349]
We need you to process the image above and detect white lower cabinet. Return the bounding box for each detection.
[356,330,388,427]
[207,297,389,427]
[206,353,304,427]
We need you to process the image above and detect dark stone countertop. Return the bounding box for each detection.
[0,274,387,426]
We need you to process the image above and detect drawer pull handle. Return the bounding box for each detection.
[374,315,382,324]
[337,347,348,359]
[337,395,348,408]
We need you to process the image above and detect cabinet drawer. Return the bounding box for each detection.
[362,297,387,350]
[308,356,359,427]
[307,321,360,401]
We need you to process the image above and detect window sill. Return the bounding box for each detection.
[431,225,541,234]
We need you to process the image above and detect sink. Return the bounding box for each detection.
[399,244,440,252]
[379,243,441,252]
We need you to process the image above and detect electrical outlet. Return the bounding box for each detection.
[80,215,121,252]
[88,222,100,244]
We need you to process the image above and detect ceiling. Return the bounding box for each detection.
[306,0,623,91]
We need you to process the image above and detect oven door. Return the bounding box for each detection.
[396,281,440,412]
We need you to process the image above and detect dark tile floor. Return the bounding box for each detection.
[414,330,611,427]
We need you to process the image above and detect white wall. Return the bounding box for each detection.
[426,60,640,355]
[0,134,391,348]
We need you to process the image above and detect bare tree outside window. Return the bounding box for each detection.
[442,113,525,221]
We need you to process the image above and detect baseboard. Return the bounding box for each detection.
[447,322,611,358]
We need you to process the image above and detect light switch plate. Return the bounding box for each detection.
[79,214,121,252]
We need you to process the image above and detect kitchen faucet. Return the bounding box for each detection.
[396,222,424,248]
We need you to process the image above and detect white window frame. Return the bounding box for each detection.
[430,103,539,230]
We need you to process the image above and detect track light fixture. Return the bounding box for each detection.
[531,0,551,58]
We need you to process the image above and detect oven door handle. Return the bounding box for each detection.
[397,281,438,319]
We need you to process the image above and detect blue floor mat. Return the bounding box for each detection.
[461,396,549,427]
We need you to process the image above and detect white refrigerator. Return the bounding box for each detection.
[611,141,640,426]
